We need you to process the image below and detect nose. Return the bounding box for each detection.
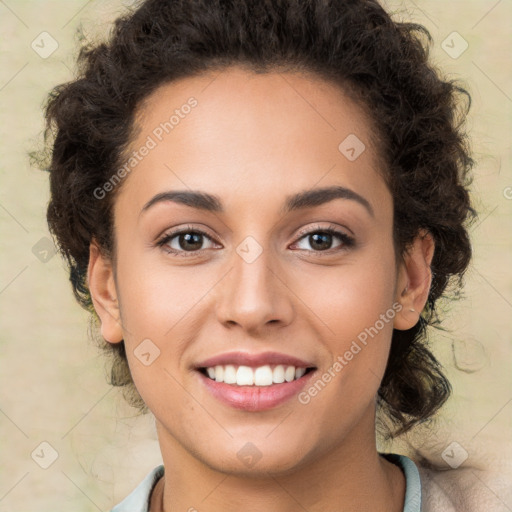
[215,245,294,334]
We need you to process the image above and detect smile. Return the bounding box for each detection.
[195,351,317,411]
[201,364,313,386]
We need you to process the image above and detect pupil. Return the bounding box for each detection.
[310,233,331,251]
[181,233,202,250]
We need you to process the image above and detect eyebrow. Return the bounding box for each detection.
[139,185,374,218]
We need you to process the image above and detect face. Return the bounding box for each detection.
[89,66,429,476]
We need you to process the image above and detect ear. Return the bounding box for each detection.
[87,240,124,344]
[394,229,435,330]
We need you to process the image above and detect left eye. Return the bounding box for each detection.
[292,229,352,252]
[158,229,216,254]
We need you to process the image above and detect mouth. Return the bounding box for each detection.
[194,352,317,411]
[199,364,316,386]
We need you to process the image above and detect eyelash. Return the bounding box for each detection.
[155,224,355,258]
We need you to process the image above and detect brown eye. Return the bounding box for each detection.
[292,227,355,253]
[307,232,335,251]
[157,227,219,256]
[174,232,206,251]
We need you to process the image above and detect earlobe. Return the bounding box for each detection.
[394,230,435,331]
[87,240,124,344]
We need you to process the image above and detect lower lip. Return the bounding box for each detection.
[198,370,316,411]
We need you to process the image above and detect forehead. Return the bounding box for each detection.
[115,66,389,218]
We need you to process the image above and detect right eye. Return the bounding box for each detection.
[156,226,221,257]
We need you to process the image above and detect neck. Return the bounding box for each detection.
[150,408,405,512]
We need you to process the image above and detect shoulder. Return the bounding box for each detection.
[417,464,512,512]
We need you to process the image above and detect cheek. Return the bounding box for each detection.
[295,243,397,396]
[112,248,205,391]
[115,249,215,341]
[295,241,397,336]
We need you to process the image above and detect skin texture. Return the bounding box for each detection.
[87,67,434,511]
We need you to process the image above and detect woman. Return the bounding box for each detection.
[40,0,481,510]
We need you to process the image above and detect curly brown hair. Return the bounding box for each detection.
[38,0,475,436]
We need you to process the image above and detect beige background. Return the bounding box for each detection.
[0,0,511,510]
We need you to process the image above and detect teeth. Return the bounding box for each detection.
[223,364,237,384]
[284,365,295,382]
[236,365,254,385]
[214,365,224,382]
[254,366,273,386]
[273,365,285,384]
[204,364,309,386]
[295,367,306,379]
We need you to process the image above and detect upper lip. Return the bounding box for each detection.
[195,351,316,369]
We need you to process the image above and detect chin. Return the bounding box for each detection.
[193,435,316,478]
